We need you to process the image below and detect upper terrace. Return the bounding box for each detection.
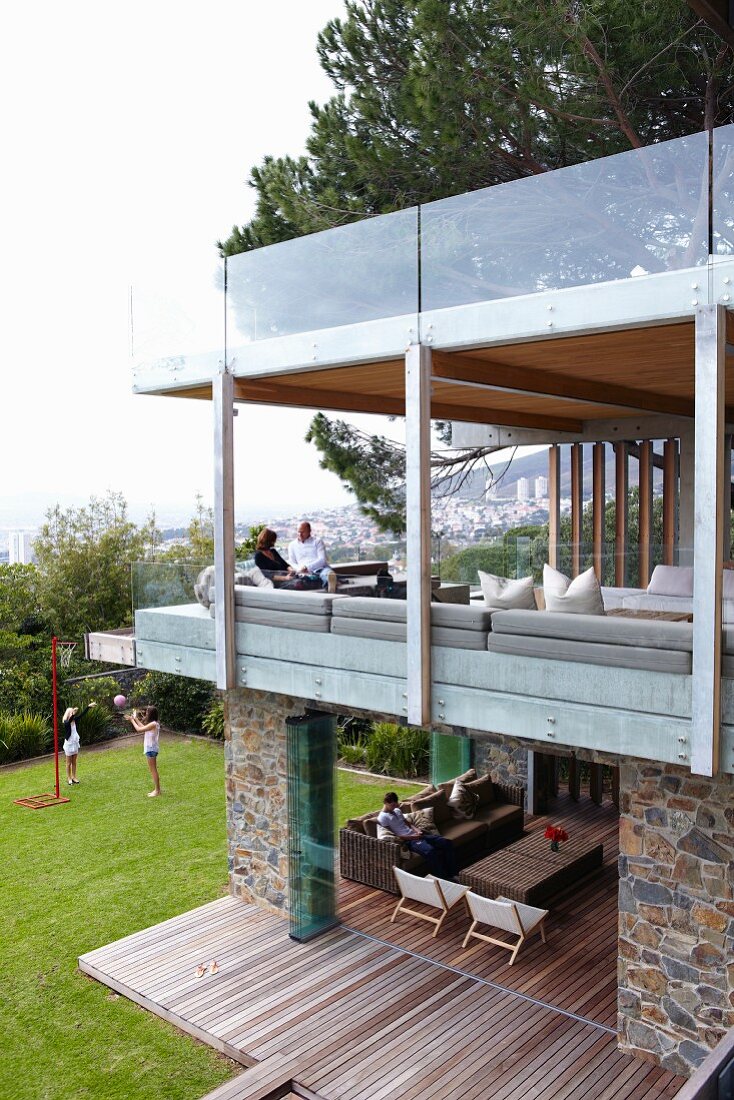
[95,126,734,779]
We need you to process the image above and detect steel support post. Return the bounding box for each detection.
[405,344,432,726]
[691,305,726,777]
[213,370,236,690]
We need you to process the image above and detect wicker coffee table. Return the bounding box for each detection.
[458,832,603,906]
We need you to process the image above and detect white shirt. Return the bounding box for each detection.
[377,807,414,838]
[288,534,328,573]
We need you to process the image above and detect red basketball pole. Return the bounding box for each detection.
[51,636,60,799]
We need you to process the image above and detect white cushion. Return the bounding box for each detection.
[478,571,536,611]
[543,564,605,615]
[647,565,693,598]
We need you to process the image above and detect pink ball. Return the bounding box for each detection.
[113,694,127,708]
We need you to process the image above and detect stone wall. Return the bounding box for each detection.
[472,732,528,789]
[225,687,304,916]
[618,762,734,1075]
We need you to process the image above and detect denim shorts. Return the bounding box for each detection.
[145,750,159,758]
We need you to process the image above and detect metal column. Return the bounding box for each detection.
[213,370,236,690]
[405,344,432,726]
[691,305,726,777]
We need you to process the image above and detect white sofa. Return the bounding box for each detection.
[601,565,734,623]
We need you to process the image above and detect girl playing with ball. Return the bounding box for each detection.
[61,703,97,785]
[126,705,162,797]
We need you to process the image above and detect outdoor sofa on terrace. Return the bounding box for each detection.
[339,769,524,893]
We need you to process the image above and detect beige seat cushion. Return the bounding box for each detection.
[475,803,524,829]
[440,819,488,845]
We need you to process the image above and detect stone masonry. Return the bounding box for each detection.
[618,762,734,1075]
[472,732,528,789]
[225,687,304,916]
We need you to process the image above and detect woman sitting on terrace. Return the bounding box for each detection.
[254,528,292,586]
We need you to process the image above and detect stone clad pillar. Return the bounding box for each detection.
[618,762,734,1075]
[225,687,303,916]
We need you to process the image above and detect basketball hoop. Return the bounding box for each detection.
[13,636,75,809]
[56,642,77,670]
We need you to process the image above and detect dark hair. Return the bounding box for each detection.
[145,706,159,722]
[256,527,277,551]
[384,791,399,804]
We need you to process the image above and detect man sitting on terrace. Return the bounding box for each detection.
[377,792,457,881]
[288,520,337,593]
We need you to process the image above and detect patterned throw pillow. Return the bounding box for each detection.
[376,822,401,842]
[405,808,439,835]
[448,779,480,819]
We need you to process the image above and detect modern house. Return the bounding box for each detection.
[84,125,734,1097]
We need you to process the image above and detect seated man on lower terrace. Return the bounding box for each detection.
[377,792,457,880]
[288,520,337,592]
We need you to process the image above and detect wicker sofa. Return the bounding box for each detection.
[339,769,525,893]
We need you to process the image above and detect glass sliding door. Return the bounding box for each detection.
[286,711,338,942]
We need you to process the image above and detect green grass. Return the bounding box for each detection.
[0,737,234,1100]
[336,769,425,823]
[0,742,424,1100]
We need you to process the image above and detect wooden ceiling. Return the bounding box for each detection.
[168,318,734,433]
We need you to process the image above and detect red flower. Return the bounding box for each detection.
[544,825,569,843]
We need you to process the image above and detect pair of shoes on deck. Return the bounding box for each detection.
[194,961,219,978]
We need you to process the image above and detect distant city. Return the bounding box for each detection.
[0,445,667,566]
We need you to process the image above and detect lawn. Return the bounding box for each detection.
[1,738,419,1100]
[0,737,233,1100]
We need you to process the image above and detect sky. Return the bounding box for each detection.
[1,0,411,527]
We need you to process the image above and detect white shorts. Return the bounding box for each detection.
[63,735,80,757]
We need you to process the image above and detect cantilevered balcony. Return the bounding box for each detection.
[87,125,734,777]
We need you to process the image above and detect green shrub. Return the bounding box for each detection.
[0,711,51,763]
[202,698,225,740]
[339,742,367,768]
[75,704,115,745]
[365,722,429,778]
[130,671,214,734]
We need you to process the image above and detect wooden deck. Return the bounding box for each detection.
[79,861,684,1100]
[341,789,622,1028]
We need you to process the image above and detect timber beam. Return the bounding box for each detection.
[235,379,583,433]
[432,350,698,418]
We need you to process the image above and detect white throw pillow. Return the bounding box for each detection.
[647,565,693,598]
[243,565,274,590]
[478,571,536,611]
[543,564,605,615]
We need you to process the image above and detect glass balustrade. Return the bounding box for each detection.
[421,129,710,311]
[131,561,211,615]
[713,123,734,260]
[225,206,419,346]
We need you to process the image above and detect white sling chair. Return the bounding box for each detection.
[391,867,468,938]
[462,892,548,965]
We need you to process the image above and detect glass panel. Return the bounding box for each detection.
[430,731,471,786]
[225,207,418,344]
[713,123,734,259]
[421,130,709,310]
[131,257,224,389]
[286,711,338,942]
[131,561,210,614]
